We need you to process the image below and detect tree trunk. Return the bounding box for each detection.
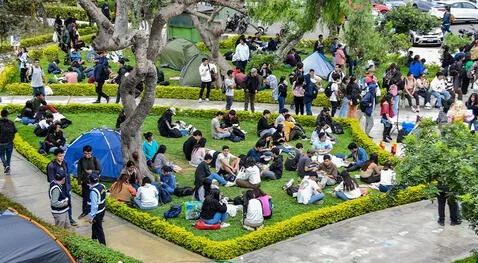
[275,37,300,62]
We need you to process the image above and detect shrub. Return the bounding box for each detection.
[45,4,89,21]
[245,53,281,73]
[384,4,440,34]
[444,33,472,53]
[0,65,18,91]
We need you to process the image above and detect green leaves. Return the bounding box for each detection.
[384,3,440,34]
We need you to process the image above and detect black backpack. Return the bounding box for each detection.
[0,119,16,143]
[221,80,227,94]
[331,122,344,134]
[173,187,194,197]
[311,84,319,99]
[286,186,299,196]
[324,82,333,98]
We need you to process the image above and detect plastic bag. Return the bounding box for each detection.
[52,32,58,43]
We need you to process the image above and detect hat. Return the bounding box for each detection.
[54,170,66,180]
[88,173,100,182]
[280,108,289,113]
[307,148,316,154]
[365,60,375,70]
[169,107,176,115]
[251,68,257,74]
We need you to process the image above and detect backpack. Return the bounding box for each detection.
[331,122,344,134]
[173,187,194,197]
[258,198,273,219]
[221,80,227,94]
[324,82,333,98]
[228,134,243,142]
[158,187,172,204]
[284,156,298,171]
[311,84,319,99]
[34,126,49,137]
[286,186,299,196]
[0,119,16,144]
[163,204,182,219]
[450,14,456,23]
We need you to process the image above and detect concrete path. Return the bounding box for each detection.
[0,152,210,263]
[233,200,478,263]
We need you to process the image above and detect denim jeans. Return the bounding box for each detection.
[278,96,286,112]
[260,128,276,137]
[0,142,13,168]
[431,91,451,107]
[393,95,399,117]
[207,173,227,185]
[201,212,228,224]
[134,197,157,210]
[308,193,325,204]
[338,97,348,118]
[21,117,35,125]
[32,86,45,96]
[379,184,393,193]
[261,170,277,180]
[467,119,477,131]
[226,96,233,110]
[305,102,313,115]
[275,145,293,154]
[213,132,231,139]
[335,191,350,201]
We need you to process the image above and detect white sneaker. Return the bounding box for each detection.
[198,98,202,103]
[243,225,255,231]
[211,179,219,185]
[292,192,298,198]
[205,98,209,102]
[221,223,231,228]
[225,181,235,187]
[14,117,21,122]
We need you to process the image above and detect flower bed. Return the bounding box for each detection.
[7,104,418,259]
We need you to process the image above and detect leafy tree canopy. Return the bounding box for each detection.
[384,3,440,34]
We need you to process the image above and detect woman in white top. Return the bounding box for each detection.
[334,171,362,201]
[243,190,264,231]
[235,157,261,189]
[379,162,396,193]
[134,177,159,210]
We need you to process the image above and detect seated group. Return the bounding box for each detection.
[107,107,397,231]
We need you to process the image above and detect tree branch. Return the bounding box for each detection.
[114,0,130,37]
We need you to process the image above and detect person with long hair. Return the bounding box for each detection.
[277,76,288,112]
[359,153,382,183]
[334,171,362,201]
[189,137,208,167]
[253,188,272,219]
[404,72,420,112]
[416,73,432,110]
[235,156,261,189]
[346,76,361,119]
[142,132,158,161]
[193,178,218,202]
[199,189,230,228]
[151,144,182,174]
[378,162,396,192]
[120,160,144,189]
[380,93,395,143]
[271,124,294,155]
[110,173,136,203]
[293,75,305,115]
[466,93,478,132]
[338,76,350,118]
[242,190,264,231]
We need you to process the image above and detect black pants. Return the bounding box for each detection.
[92,211,106,245]
[81,181,90,215]
[405,92,419,107]
[383,124,392,140]
[416,89,431,105]
[437,191,459,223]
[96,81,109,102]
[346,163,362,172]
[360,174,380,184]
[462,77,470,95]
[331,101,340,117]
[199,81,212,99]
[294,96,304,115]
[20,68,28,83]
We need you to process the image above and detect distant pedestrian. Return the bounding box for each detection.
[244,68,260,113]
[93,51,110,103]
[224,70,236,110]
[0,110,17,175]
[101,2,110,20]
[28,59,45,96]
[437,181,461,226]
[77,145,102,219]
[441,6,452,35]
[17,47,29,83]
[87,173,107,245]
[48,171,71,230]
[198,58,217,103]
[234,37,250,72]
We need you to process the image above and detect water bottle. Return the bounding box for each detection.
[283,178,294,190]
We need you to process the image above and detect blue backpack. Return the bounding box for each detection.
[163,204,182,219]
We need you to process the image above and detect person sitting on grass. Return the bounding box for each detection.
[159,166,176,194]
[223,110,240,128]
[297,173,325,205]
[183,129,203,161]
[378,162,396,193]
[151,145,170,174]
[342,142,368,172]
[253,188,273,219]
[257,110,276,137]
[359,153,382,184]
[142,132,158,162]
[312,132,333,154]
[271,124,294,155]
[215,145,240,177]
[211,111,231,140]
[334,171,362,201]
[189,138,208,167]
[109,173,136,203]
[297,148,319,178]
[158,107,183,138]
[48,59,62,74]
[199,189,230,228]
[121,160,144,189]
[242,190,264,231]
[235,157,261,189]
[195,153,234,187]
[247,141,268,164]
[44,122,67,153]
[19,100,35,125]
[317,154,338,186]
[64,67,78,83]
[193,178,219,202]
[134,177,158,210]
[261,147,283,180]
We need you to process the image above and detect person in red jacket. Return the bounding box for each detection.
[380,93,395,143]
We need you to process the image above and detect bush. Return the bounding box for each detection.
[444,33,472,53]
[45,4,89,21]
[384,4,440,34]
[7,103,424,260]
[0,65,18,91]
[245,53,281,73]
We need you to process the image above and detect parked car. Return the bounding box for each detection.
[384,0,407,9]
[373,1,391,13]
[406,0,441,12]
[430,1,478,22]
[410,27,444,46]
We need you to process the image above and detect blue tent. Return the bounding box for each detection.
[303,52,334,79]
[65,129,123,181]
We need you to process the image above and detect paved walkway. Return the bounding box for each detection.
[0,152,209,263]
[234,200,478,263]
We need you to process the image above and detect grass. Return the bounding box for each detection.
[15,112,360,241]
[454,255,478,263]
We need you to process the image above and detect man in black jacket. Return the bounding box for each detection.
[257,110,276,137]
[261,148,283,180]
[183,130,203,161]
[0,110,17,175]
[194,154,233,187]
[244,68,260,113]
[77,145,102,219]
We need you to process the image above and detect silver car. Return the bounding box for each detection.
[410,27,444,46]
[406,0,441,11]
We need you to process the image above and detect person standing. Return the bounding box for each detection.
[234,37,250,73]
[293,75,305,115]
[87,173,107,245]
[47,149,78,226]
[330,38,339,66]
[244,68,260,113]
[101,2,111,21]
[329,74,341,117]
[77,145,101,219]
[93,51,110,104]
[437,181,460,226]
[28,59,46,96]
[442,6,452,35]
[380,94,394,143]
[115,59,129,103]
[361,79,377,138]
[277,76,288,113]
[224,70,236,110]
[304,69,318,116]
[198,58,216,103]
[313,35,324,54]
[0,110,17,175]
[48,171,71,230]
[17,47,29,83]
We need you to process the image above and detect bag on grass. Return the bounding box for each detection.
[286,186,299,196]
[284,156,298,171]
[158,187,172,204]
[331,122,344,134]
[174,187,194,197]
[183,201,202,220]
[194,220,221,230]
[163,204,182,219]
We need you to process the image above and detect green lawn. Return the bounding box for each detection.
[14,112,363,241]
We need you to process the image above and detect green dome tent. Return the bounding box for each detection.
[159,38,201,71]
[179,53,209,87]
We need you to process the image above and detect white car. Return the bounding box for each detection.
[410,27,444,46]
[430,1,478,22]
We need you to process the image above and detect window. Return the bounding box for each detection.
[451,3,462,8]
[461,2,476,9]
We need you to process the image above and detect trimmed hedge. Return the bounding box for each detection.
[0,65,18,91]
[45,4,89,21]
[7,103,420,259]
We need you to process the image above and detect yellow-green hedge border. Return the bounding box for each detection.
[9,104,416,259]
[0,65,17,91]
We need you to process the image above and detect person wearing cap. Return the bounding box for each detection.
[297,173,324,205]
[257,110,276,137]
[244,68,260,113]
[198,58,217,103]
[49,171,71,229]
[87,173,107,245]
[47,148,77,226]
[77,145,102,219]
[158,107,182,138]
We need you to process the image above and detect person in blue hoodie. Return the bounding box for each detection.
[408,55,424,79]
[304,69,317,116]
[345,142,368,172]
[360,78,377,138]
[93,51,110,104]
